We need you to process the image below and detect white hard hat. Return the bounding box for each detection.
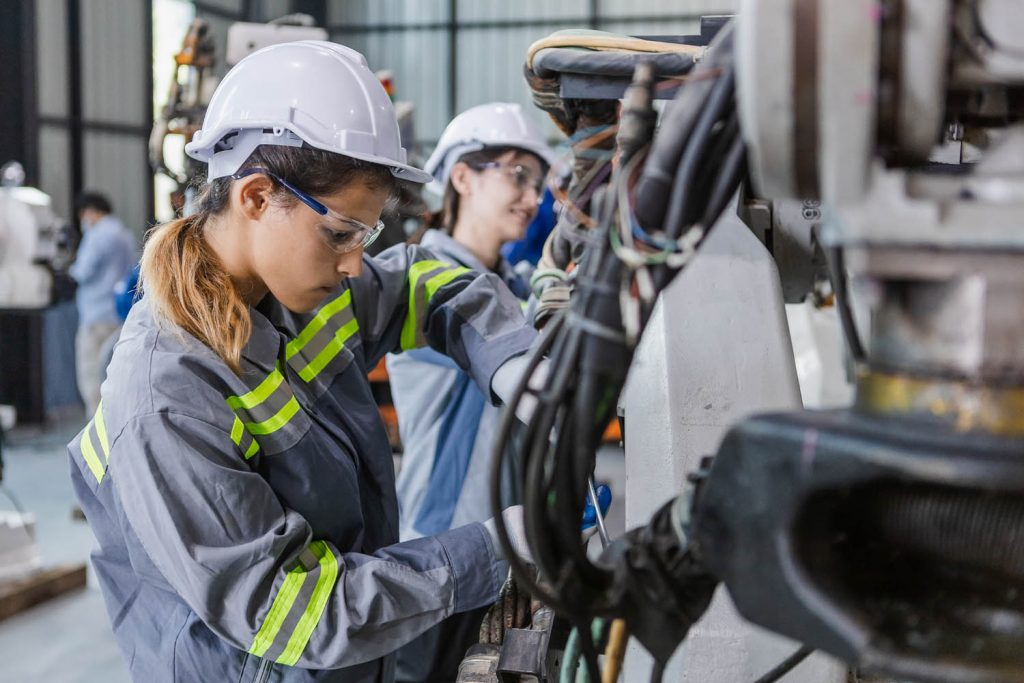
[423,102,556,193]
[185,41,431,184]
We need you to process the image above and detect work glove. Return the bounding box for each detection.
[479,569,534,645]
[491,354,550,425]
[596,496,718,665]
[530,268,571,329]
[581,483,613,543]
[483,505,533,566]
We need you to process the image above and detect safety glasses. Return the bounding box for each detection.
[472,162,546,198]
[231,167,384,254]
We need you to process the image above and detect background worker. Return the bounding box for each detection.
[68,191,136,414]
[68,41,535,683]
[387,102,554,682]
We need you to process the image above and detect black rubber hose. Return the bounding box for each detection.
[633,22,736,230]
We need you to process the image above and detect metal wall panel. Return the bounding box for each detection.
[81,0,148,125]
[456,0,588,22]
[601,18,704,37]
[328,0,450,26]
[336,28,451,147]
[83,131,151,238]
[195,0,243,12]
[255,0,293,22]
[36,0,68,118]
[598,0,736,18]
[455,24,574,142]
[38,125,72,219]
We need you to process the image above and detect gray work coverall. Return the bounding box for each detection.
[68,244,536,682]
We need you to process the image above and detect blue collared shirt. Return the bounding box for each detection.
[69,215,136,326]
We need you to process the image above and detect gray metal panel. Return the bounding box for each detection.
[600,18,703,36]
[455,26,570,141]
[328,0,450,26]
[38,125,72,220]
[598,0,736,18]
[256,0,293,22]
[81,0,147,125]
[196,0,243,12]
[36,0,68,117]
[456,0,588,22]
[333,29,451,147]
[83,131,151,239]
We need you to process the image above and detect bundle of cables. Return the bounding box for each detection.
[490,22,747,682]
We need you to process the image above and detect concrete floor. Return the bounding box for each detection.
[0,414,625,682]
[0,415,130,682]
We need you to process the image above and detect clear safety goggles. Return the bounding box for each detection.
[472,161,546,198]
[232,167,385,254]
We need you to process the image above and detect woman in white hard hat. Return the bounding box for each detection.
[67,42,534,683]
[385,102,554,682]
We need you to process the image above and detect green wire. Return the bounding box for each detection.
[562,619,607,683]
[561,627,581,683]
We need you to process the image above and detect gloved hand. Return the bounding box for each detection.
[490,354,550,424]
[479,569,534,645]
[483,505,533,566]
[597,496,718,665]
[581,483,613,543]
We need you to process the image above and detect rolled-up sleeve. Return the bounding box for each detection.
[349,244,537,398]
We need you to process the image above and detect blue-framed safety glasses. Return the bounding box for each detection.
[231,167,385,254]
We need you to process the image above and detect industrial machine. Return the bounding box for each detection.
[486,1,1024,682]
[0,161,63,309]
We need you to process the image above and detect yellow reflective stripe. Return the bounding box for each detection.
[424,267,468,300]
[80,428,105,484]
[248,563,309,658]
[400,261,470,350]
[286,290,353,361]
[230,416,245,445]
[277,541,339,666]
[297,318,360,382]
[400,260,448,350]
[245,396,300,436]
[230,415,260,459]
[226,367,285,411]
[94,401,110,461]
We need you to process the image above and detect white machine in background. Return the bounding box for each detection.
[0,162,59,309]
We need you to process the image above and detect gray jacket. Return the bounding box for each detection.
[387,230,529,541]
[68,244,536,682]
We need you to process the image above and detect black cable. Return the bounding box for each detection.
[489,314,568,609]
[751,646,814,683]
[578,618,603,683]
[650,660,666,683]
[824,244,866,362]
[701,136,747,227]
[662,68,737,240]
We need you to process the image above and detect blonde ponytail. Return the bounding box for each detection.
[139,214,251,374]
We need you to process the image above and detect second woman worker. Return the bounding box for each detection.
[387,102,554,682]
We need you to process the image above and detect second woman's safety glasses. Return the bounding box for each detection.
[232,167,385,254]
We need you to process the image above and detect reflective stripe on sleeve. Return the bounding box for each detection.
[230,415,260,460]
[248,540,340,665]
[400,260,471,351]
[226,363,300,443]
[79,404,112,484]
[286,289,360,382]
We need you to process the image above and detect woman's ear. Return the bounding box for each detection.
[449,161,475,197]
[234,174,275,221]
